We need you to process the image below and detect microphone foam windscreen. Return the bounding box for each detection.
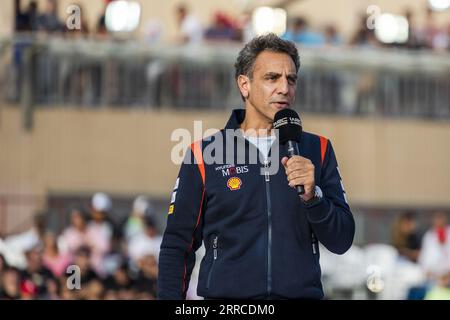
[273,109,302,144]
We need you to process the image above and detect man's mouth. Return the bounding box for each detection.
[271,102,290,109]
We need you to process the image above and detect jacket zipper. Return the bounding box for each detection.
[264,159,272,295]
[311,232,317,255]
[206,235,218,290]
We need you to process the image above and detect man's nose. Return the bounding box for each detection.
[277,77,289,95]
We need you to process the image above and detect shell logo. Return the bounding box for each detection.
[227,177,242,191]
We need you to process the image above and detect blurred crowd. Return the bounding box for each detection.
[0,193,161,300]
[389,210,450,299]
[12,0,450,52]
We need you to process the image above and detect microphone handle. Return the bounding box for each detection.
[286,140,305,196]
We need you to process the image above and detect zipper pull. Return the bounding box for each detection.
[264,160,270,182]
[213,236,218,260]
[311,233,317,255]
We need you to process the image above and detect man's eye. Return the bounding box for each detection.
[288,77,297,84]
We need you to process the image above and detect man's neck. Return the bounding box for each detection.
[240,104,273,137]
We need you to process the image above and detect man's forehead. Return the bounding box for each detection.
[253,51,296,74]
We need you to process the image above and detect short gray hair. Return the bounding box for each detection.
[234,33,300,100]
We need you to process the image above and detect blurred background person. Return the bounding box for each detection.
[123,195,154,241]
[128,216,162,265]
[418,211,450,280]
[20,245,54,299]
[59,207,89,259]
[96,0,111,38]
[15,0,39,33]
[175,3,203,44]
[86,193,113,278]
[0,267,21,300]
[324,24,343,46]
[204,11,239,42]
[37,0,63,34]
[42,232,71,278]
[3,213,47,266]
[391,211,422,263]
[104,262,135,300]
[282,17,325,46]
[424,272,450,300]
[70,246,100,300]
[350,12,380,48]
[133,254,158,299]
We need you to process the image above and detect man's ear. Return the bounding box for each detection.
[237,75,250,99]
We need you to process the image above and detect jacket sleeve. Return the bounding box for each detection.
[305,140,355,254]
[157,146,205,299]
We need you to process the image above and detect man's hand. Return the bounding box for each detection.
[281,156,315,201]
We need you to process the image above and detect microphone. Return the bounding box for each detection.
[273,109,304,195]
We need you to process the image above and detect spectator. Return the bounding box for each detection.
[15,0,39,32]
[0,267,21,300]
[37,0,64,33]
[391,211,422,263]
[104,262,135,300]
[72,246,99,286]
[86,193,113,277]
[4,212,46,258]
[175,3,203,44]
[418,211,450,280]
[324,24,343,46]
[20,246,54,298]
[424,272,450,300]
[59,207,89,257]
[128,216,162,264]
[42,232,71,277]
[282,17,325,46]
[84,279,105,300]
[133,254,158,299]
[41,277,61,300]
[403,9,423,50]
[350,13,379,48]
[123,195,154,241]
[96,0,111,37]
[204,11,238,42]
[236,11,255,43]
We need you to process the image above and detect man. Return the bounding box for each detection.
[158,33,355,299]
[175,4,203,45]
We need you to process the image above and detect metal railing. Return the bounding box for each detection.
[0,36,449,128]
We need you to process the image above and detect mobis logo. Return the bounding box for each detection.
[215,164,249,177]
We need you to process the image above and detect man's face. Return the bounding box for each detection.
[242,51,297,123]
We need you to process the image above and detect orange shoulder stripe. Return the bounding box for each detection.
[190,141,205,186]
[319,136,328,166]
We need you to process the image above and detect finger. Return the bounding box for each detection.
[286,155,309,167]
[288,177,314,189]
[286,164,310,176]
[287,170,309,181]
[286,162,314,176]
[281,157,289,169]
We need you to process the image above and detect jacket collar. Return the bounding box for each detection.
[224,109,246,130]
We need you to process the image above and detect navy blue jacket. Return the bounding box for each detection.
[158,109,355,299]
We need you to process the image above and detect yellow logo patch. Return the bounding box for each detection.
[227,177,242,191]
[168,204,174,215]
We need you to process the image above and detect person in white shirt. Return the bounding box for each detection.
[418,211,450,280]
[175,4,203,44]
[128,216,162,264]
